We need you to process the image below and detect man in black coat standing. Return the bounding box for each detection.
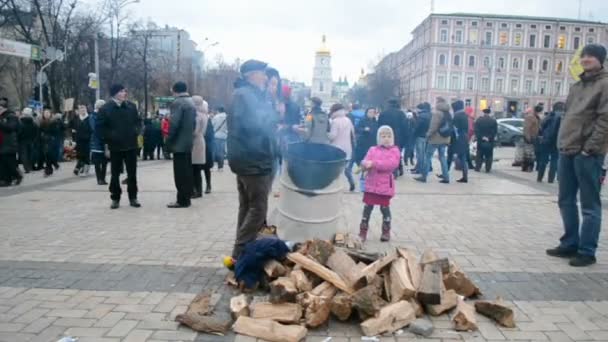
[0,98,22,186]
[378,98,406,176]
[166,81,196,208]
[449,100,470,183]
[97,84,142,209]
[474,108,498,173]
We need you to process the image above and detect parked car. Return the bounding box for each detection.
[496,118,524,146]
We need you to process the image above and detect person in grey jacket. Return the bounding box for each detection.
[211,106,228,170]
[166,81,197,208]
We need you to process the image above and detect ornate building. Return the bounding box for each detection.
[311,35,334,110]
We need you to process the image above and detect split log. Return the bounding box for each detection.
[474,298,515,328]
[311,281,337,298]
[232,316,307,342]
[360,300,416,337]
[444,270,481,298]
[327,249,359,286]
[304,294,331,328]
[305,239,335,265]
[290,269,313,292]
[250,302,303,324]
[453,299,478,331]
[397,248,422,289]
[409,298,424,318]
[417,262,443,305]
[334,233,363,249]
[264,260,287,279]
[230,294,250,319]
[340,248,382,264]
[426,289,458,316]
[353,252,398,288]
[383,268,391,302]
[420,248,439,265]
[352,284,388,320]
[269,277,298,304]
[330,293,353,321]
[176,312,232,335]
[287,253,354,295]
[389,258,417,302]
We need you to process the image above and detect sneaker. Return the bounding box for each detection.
[349,183,355,192]
[129,199,142,208]
[439,179,450,184]
[569,254,597,267]
[457,178,468,183]
[414,177,427,183]
[546,247,577,258]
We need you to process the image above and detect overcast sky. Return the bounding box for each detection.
[86,0,607,85]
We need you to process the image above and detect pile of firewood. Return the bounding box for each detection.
[178,234,516,342]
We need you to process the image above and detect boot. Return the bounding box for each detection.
[380,221,391,242]
[359,222,369,242]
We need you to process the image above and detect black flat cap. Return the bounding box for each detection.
[240,59,268,75]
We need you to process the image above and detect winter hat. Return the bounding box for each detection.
[329,103,344,114]
[482,108,492,114]
[581,44,607,66]
[416,102,431,113]
[377,125,394,146]
[109,84,125,97]
[240,59,268,75]
[451,100,465,113]
[534,104,544,113]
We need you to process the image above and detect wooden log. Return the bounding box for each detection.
[453,299,478,331]
[290,269,313,292]
[420,248,439,265]
[264,260,287,279]
[426,289,458,316]
[389,258,417,302]
[360,300,416,337]
[330,293,353,321]
[397,248,422,289]
[287,253,354,295]
[250,302,303,324]
[305,239,335,265]
[176,312,232,335]
[353,252,398,289]
[474,299,516,328]
[340,248,382,264]
[327,249,359,286]
[409,298,424,318]
[230,294,250,320]
[383,269,391,302]
[444,270,482,298]
[304,294,331,328]
[352,284,388,320]
[311,281,337,298]
[269,277,298,304]
[417,262,443,305]
[232,316,308,342]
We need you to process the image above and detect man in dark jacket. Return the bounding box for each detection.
[18,108,37,173]
[166,81,196,208]
[449,100,470,183]
[73,105,92,177]
[547,44,608,267]
[228,59,278,259]
[537,102,563,183]
[90,100,108,185]
[97,84,142,209]
[412,102,431,174]
[474,108,498,173]
[378,98,406,176]
[0,98,22,186]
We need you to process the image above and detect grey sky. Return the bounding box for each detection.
[90,0,608,85]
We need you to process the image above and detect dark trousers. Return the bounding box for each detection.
[558,153,604,257]
[537,146,559,182]
[44,140,58,176]
[173,152,193,205]
[193,164,203,195]
[0,153,20,183]
[75,144,91,172]
[110,149,138,201]
[475,142,494,172]
[143,145,155,160]
[156,140,163,159]
[232,174,272,259]
[19,142,33,172]
[203,165,212,190]
[92,152,108,182]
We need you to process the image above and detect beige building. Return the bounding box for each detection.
[377,13,608,116]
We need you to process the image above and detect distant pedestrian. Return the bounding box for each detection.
[358,125,401,242]
[303,97,329,144]
[403,111,416,167]
[522,105,541,172]
[166,81,196,208]
[0,98,22,186]
[474,108,498,173]
[412,102,431,174]
[348,104,365,129]
[18,108,37,174]
[354,108,379,191]
[73,105,92,177]
[90,100,108,185]
[547,44,608,267]
[97,84,142,209]
[39,109,62,177]
[202,110,215,194]
[211,106,228,171]
[415,97,451,183]
[142,118,160,161]
[378,99,407,177]
[328,103,356,191]
[191,96,208,199]
[537,102,563,183]
[161,115,171,160]
[449,100,470,183]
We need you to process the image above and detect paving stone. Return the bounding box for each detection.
[152,330,197,340]
[22,317,56,334]
[502,331,549,340]
[123,329,154,342]
[136,319,180,330]
[53,318,97,327]
[13,308,49,324]
[47,309,88,318]
[557,322,593,340]
[106,320,138,337]
[64,327,109,337]
[0,322,25,332]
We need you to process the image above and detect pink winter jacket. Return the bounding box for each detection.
[363,145,401,197]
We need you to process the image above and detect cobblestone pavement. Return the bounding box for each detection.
[1,147,608,342]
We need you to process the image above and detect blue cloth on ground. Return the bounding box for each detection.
[234,238,290,289]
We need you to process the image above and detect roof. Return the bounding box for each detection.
[434,13,606,25]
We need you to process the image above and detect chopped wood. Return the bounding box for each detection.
[420,248,439,265]
[444,270,481,298]
[176,311,232,335]
[287,253,354,295]
[397,248,422,290]
[290,269,313,292]
[453,299,478,331]
[327,249,359,286]
[305,239,335,265]
[303,294,331,328]
[250,302,303,324]
[330,293,353,321]
[426,289,458,316]
[232,316,308,342]
[383,268,391,302]
[389,258,417,302]
[311,281,337,298]
[417,262,443,305]
[269,277,298,304]
[409,298,424,318]
[264,260,287,279]
[360,300,416,337]
[334,233,363,249]
[352,284,388,320]
[474,298,516,328]
[340,248,382,264]
[185,292,215,316]
[353,252,398,288]
[426,258,450,274]
[225,271,238,287]
[230,294,250,320]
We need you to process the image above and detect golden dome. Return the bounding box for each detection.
[316,35,331,56]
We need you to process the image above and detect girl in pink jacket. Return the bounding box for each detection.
[359,125,401,242]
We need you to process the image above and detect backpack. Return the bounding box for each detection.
[438,112,453,138]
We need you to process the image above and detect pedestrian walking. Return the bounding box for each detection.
[202,111,215,194]
[328,103,356,191]
[449,100,470,183]
[415,97,451,183]
[465,106,476,169]
[228,59,278,260]
[18,108,37,174]
[90,100,108,185]
[522,106,541,172]
[412,102,431,174]
[303,97,329,144]
[377,99,407,177]
[0,98,23,186]
[537,102,563,183]
[547,44,608,267]
[73,105,92,177]
[191,96,208,199]
[142,118,159,161]
[474,108,498,173]
[39,109,61,177]
[358,125,401,242]
[97,84,142,209]
[166,81,196,208]
[211,106,228,171]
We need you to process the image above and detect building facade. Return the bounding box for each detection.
[377,13,608,115]
[311,35,334,110]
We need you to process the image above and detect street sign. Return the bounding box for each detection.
[0,38,41,61]
[36,71,48,85]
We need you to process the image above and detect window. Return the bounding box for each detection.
[514,32,522,46]
[527,59,534,71]
[530,24,537,29]
[545,25,552,30]
[471,21,478,27]
[498,57,505,69]
[441,20,448,25]
[511,79,519,93]
[486,22,493,27]
[543,35,551,48]
[529,34,536,48]
[437,75,446,89]
[438,54,446,65]
[558,35,566,49]
[512,58,520,69]
[560,26,566,31]
[516,24,522,28]
[465,99,472,107]
[485,31,493,46]
[319,82,324,92]
[575,27,581,32]
[554,81,562,96]
[496,79,504,93]
[499,32,508,45]
[451,75,460,90]
[454,54,461,66]
[587,36,595,44]
[456,20,463,26]
[556,60,563,73]
[455,30,463,43]
[574,36,581,49]
[481,78,490,91]
[440,29,448,43]
[469,30,478,44]
[468,55,476,67]
[589,28,595,33]
[539,80,547,95]
[501,23,508,28]
[525,80,533,94]
[542,59,549,71]
[466,77,474,90]
[483,56,491,68]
